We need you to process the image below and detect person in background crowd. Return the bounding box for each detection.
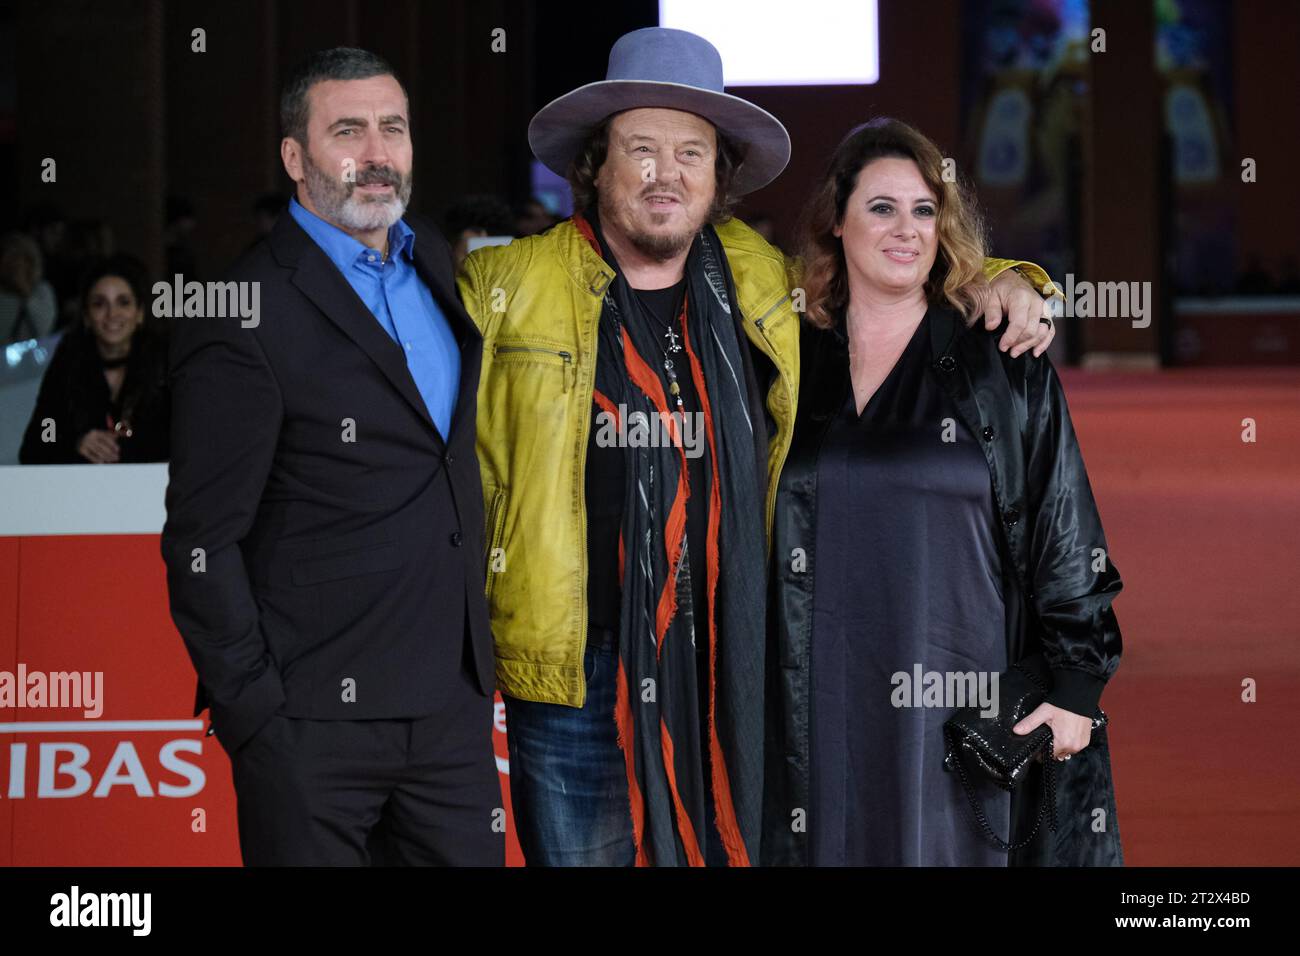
[443,193,515,268]
[1233,254,1274,295]
[1,231,59,343]
[247,193,289,252]
[745,212,778,247]
[19,254,169,464]
[164,196,201,281]
[514,195,558,236]
[1278,255,1300,295]
[19,203,76,314]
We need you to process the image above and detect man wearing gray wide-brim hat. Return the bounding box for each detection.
[457,26,1054,867]
[528,27,792,195]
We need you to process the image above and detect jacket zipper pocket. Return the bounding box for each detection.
[754,293,792,337]
[484,485,508,600]
[494,345,574,393]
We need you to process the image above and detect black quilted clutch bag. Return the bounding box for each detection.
[942,661,1057,851]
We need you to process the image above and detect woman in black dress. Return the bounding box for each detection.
[765,119,1124,866]
[20,255,169,464]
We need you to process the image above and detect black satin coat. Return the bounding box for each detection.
[763,304,1124,866]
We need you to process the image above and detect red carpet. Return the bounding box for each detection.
[1060,367,1300,865]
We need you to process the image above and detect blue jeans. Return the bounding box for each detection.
[504,628,731,866]
[504,629,636,866]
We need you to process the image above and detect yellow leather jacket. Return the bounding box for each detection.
[457,216,1047,706]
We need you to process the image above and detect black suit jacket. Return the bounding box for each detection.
[161,210,494,755]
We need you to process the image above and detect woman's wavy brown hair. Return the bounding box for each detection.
[798,117,988,330]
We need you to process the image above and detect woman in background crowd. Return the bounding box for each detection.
[20,254,170,464]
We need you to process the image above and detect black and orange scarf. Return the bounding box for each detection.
[577,213,768,866]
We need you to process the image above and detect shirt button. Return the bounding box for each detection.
[449,531,463,547]
[936,355,957,372]
[367,254,377,262]
[1003,508,1020,527]
[982,426,995,441]
[404,342,412,351]
[445,454,455,465]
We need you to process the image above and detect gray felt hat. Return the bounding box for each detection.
[528,27,792,195]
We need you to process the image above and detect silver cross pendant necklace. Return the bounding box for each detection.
[660,302,686,410]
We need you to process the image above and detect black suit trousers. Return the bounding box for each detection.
[230,630,502,866]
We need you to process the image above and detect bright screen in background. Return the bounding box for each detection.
[659,0,879,85]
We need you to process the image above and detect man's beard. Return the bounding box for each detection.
[302,149,413,233]
[598,186,702,262]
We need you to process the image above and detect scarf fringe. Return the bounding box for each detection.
[682,299,751,868]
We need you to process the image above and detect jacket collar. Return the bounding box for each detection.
[268,209,475,447]
[552,217,616,298]
[800,301,971,417]
[928,304,967,368]
[815,298,968,360]
[287,196,416,275]
[551,215,797,373]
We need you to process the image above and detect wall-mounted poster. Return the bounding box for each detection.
[961,0,1091,294]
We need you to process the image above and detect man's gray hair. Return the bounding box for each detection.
[280,47,406,146]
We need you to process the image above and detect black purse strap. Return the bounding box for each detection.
[942,333,1059,854]
[945,724,1058,852]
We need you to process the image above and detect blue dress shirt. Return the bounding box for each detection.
[289,196,460,439]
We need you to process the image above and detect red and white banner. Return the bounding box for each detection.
[0,465,522,865]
